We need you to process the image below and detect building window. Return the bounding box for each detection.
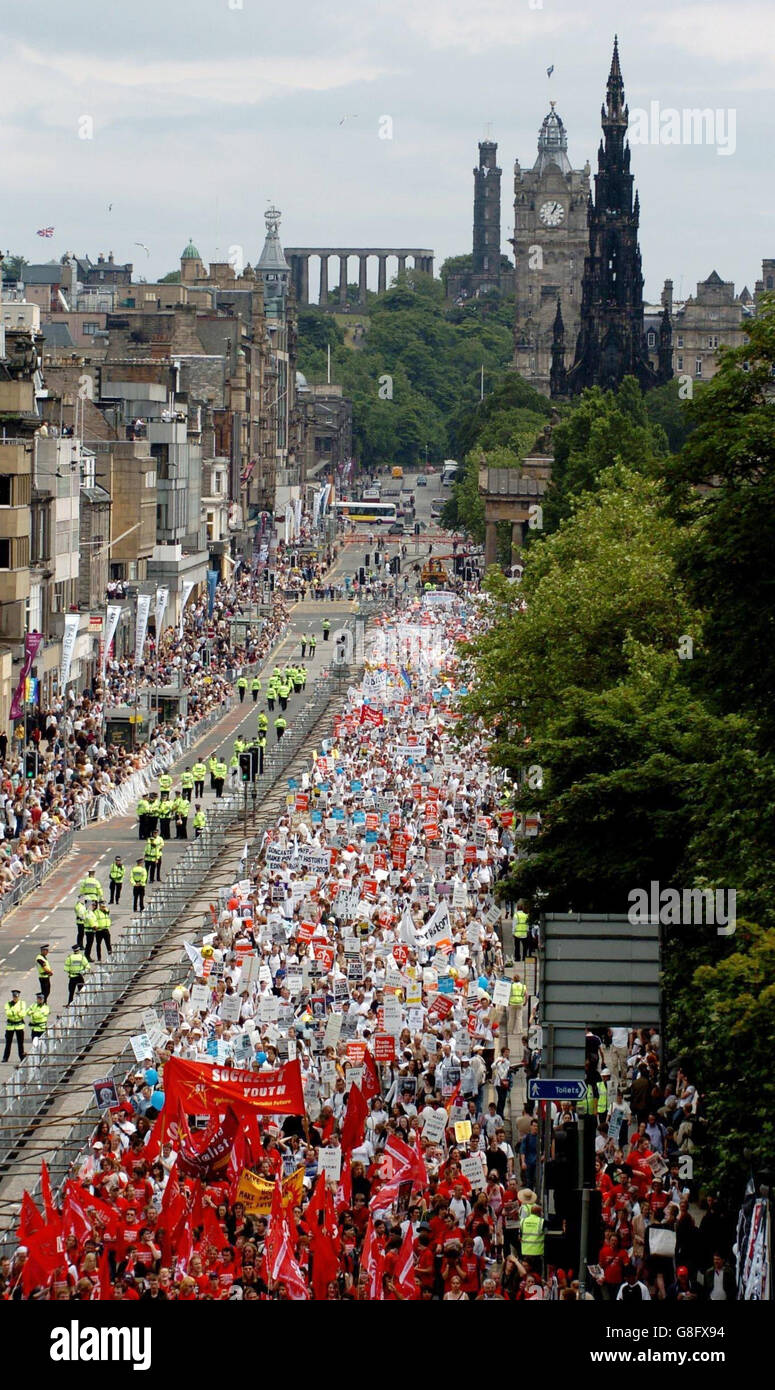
[677,335,684,348]
[647,331,656,347]
[0,538,9,569]
[695,358,703,377]
[82,322,101,336]
[767,276,774,290]
[707,336,718,348]
[0,476,11,506]
[677,355,683,371]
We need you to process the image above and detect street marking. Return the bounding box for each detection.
[30,925,39,933]
[9,944,19,954]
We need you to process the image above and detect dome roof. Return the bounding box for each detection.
[181,239,201,260]
[534,103,572,175]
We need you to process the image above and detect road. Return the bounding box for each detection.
[0,469,451,1070]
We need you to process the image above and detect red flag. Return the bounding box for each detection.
[16,1191,43,1243]
[334,1156,352,1214]
[310,1217,340,1300]
[40,1160,58,1226]
[24,1224,65,1286]
[361,1216,384,1301]
[362,1048,381,1102]
[66,1181,119,1237]
[393,1223,418,1300]
[340,1083,368,1154]
[61,1183,92,1245]
[270,1221,310,1300]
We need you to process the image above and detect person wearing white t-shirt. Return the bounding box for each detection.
[609,1026,630,1091]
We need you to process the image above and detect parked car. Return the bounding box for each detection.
[416,474,427,486]
[387,521,404,535]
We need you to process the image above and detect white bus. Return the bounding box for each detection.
[333,500,397,525]
[441,460,459,487]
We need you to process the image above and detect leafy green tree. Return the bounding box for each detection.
[158,270,181,283]
[1,253,27,283]
[644,377,698,452]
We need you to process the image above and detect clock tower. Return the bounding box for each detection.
[512,102,590,396]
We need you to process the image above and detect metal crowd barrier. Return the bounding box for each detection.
[0,679,335,1194]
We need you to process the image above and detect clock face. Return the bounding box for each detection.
[539,200,565,227]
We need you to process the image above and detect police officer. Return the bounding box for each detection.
[74,897,88,950]
[266,679,277,712]
[300,633,308,658]
[64,944,90,1004]
[508,975,527,1037]
[108,856,125,905]
[92,903,112,962]
[274,714,287,742]
[322,618,331,642]
[181,766,195,801]
[158,771,172,800]
[27,993,49,1043]
[251,675,261,703]
[144,835,160,884]
[208,753,218,789]
[175,792,190,839]
[512,902,530,963]
[211,759,225,798]
[78,869,104,903]
[145,794,160,836]
[137,794,150,839]
[193,804,206,839]
[158,794,173,840]
[257,711,268,736]
[192,760,206,798]
[237,673,248,703]
[131,858,148,911]
[3,991,26,1062]
[35,944,53,1003]
[299,665,307,691]
[292,666,303,695]
[83,900,100,961]
[308,633,317,656]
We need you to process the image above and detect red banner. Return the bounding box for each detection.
[373,1033,396,1062]
[162,1057,305,1129]
[359,704,384,728]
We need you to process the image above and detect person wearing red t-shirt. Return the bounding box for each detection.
[459,1237,483,1296]
[415,1233,436,1295]
[597,1233,630,1300]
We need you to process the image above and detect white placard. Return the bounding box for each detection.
[320,1147,342,1182]
[130,1034,153,1062]
[461,1154,486,1190]
[492,980,511,1008]
[220,993,242,1023]
[422,1111,448,1145]
[324,1013,343,1046]
[382,995,402,1035]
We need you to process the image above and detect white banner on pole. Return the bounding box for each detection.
[154,585,169,641]
[134,593,151,666]
[179,580,196,639]
[102,603,123,678]
[59,612,80,691]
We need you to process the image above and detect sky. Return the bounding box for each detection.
[1,0,773,303]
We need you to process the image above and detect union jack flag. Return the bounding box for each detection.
[36,226,54,237]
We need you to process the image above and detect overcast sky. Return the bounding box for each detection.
[2,0,772,302]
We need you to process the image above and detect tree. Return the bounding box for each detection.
[543,377,669,532]
[158,270,181,283]
[668,298,775,746]
[644,376,698,452]
[1,253,27,283]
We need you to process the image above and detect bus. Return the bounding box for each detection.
[441,460,459,487]
[333,500,398,525]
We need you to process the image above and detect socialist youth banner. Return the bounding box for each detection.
[59,612,80,692]
[160,1056,305,1137]
[101,603,123,678]
[179,579,196,638]
[134,593,151,666]
[154,585,169,640]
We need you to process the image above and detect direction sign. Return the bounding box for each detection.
[527,1079,587,1102]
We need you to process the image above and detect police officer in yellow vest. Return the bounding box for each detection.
[520,1204,545,1267]
[131,859,148,911]
[137,795,150,839]
[158,771,172,799]
[574,1083,596,1117]
[192,761,206,798]
[145,796,160,835]
[108,856,125,905]
[78,870,104,903]
[3,990,26,1062]
[251,675,261,703]
[508,975,528,1036]
[158,794,174,840]
[174,793,189,840]
[64,944,91,1004]
[74,898,88,950]
[275,714,287,742]
[213,759,227,798]
[597,1069,610,1119]
[181,766,195,800]
[237,673,248,702]
[193,804,206,838]
[144,835,161,884]
[27,993,49,1043]
[208,753,218,789]
[35,944,54,1003]
[512,902,530,963]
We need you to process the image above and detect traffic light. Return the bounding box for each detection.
[249,746,260,780]
[239,753,252,784]
[25,752,37,779]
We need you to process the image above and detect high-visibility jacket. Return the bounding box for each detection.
[109,862,125,883]
[35,953,53,979]
[95,908,111,932]
[147,798,161,819]
[256,736,267,750]
[257,714,268,731]
[575,1087,596,1116]
[208,756,218,774]
[158,800,173,821]
[5,1000,26,1029]
[74,901,88,927]
[151,835,164,858]
[28,1002,49,1032]
[234,737,246,754]
[145,838,161,862]
[237,676,248,690]
[193,811,206,830]
[512,910,529,939]
[131,865,148,886]
[158,773,172,792]
[272,667,282,681]
[229,754,239,769]
[322,620,331,633]
[215,762,227,780]
[251,678,261,692]
[192,762,206,780]
[64,952,90,978]
[299,667,307,685]
[181,770,194,790]
[175,797,189,818]
[79,876,103,901]
[137,798,150,818]
[520,1212,544,1256]
[84,907,98,933]
[274,717,287,732]
[597,1080,608,1114]
[509,980,527,1007]
[308,635,316,648]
